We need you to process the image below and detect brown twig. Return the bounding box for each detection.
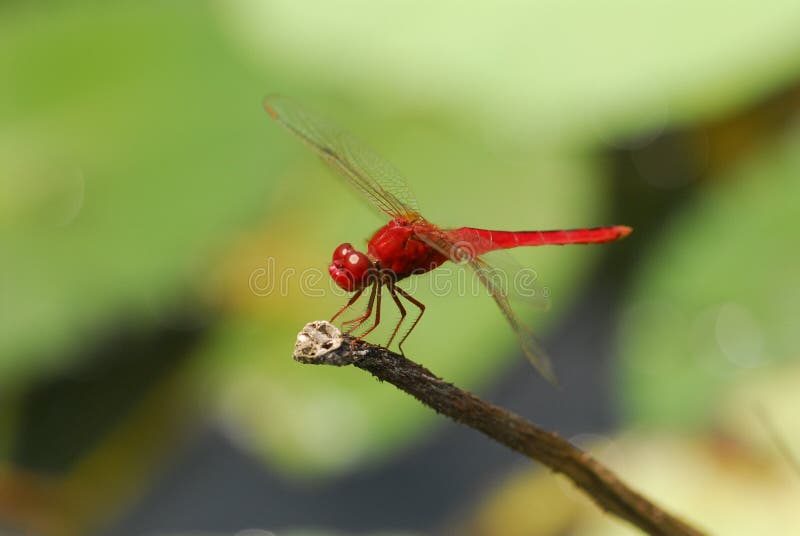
[293,321,705,536]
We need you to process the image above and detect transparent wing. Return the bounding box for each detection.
[265,96,419,219]
[468,256,557,384]
[415,229,558,384]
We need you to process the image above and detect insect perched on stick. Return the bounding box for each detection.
[265,96,631,383]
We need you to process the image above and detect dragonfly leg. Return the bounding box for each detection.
[393,285,425,355]
[385,281,407,350]
[354,282,382,340]
[331,287,366,323]
[342,280,378,334]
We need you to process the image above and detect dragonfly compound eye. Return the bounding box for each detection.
[328,249,372,291]
[332,243,355,262]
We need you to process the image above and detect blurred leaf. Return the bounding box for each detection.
[224,0,800,145]
[458,465,578,536]
[0,3,273,382]
[156,531,419,536]
[718,362,800,470]
[0,363,196,536]
[463,425,800,535]
[279,532,419,536]
[617,125,800,426]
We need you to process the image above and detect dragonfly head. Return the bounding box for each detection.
[329,243,373,292]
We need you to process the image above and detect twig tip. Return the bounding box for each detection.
[293,320,343,362]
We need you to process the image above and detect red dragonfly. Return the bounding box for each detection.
[265,96,631,383]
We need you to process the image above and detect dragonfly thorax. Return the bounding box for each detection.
[367,219,448,279]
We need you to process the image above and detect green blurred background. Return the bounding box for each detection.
[2,1,800,535]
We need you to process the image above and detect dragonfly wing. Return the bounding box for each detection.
[265,96,419,219]
[469,256,558,385]
[415,230,558,384]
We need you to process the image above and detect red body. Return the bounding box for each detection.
[368,218,632,281]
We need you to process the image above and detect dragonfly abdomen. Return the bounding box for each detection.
[460,225,632,252]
